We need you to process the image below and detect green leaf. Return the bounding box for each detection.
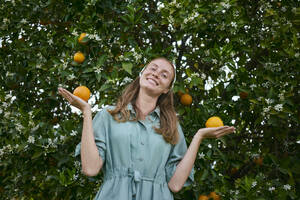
[100,84,111,91]
[122,62,133,75]
[31,151,43,160]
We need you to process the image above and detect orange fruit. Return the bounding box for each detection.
[198,195,209,200]
[177,88,189,97]
[73,86,91,102]
[180,93,192,106]
[78,33,87,44]
[205,116,224,127]
[208,191,221,200]
[239,91,248,99]
[177,90,184,97]
[230,167,238,175]
[254,157,263,166]
[74,51,85,63]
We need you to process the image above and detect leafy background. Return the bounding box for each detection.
[0,0,299,199]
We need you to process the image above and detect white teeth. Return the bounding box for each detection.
[147,78,158,86]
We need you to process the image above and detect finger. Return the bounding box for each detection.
[210,126,229,132]
[216,128,235,138]
[216,131,233,138]
[214,127,234,136]
[60,89,74,103]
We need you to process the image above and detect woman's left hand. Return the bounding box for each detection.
[195,126,235,140]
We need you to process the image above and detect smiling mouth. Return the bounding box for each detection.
[146,78,158,86]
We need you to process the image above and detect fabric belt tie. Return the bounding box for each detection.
[129,169,142,196]
[105,168,164,197]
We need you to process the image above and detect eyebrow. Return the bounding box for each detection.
[149,63,171,74]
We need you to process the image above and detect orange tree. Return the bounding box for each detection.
[0,0,299,199]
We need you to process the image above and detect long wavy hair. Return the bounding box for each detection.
[108,58,179,145]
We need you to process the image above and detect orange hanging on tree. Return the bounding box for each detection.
[78,33,88,44]
[73,51,85,64]
[180,93,192,106]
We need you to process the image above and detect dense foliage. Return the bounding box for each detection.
[1,0,299,199]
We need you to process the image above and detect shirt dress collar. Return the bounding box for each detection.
[127,103,160,119]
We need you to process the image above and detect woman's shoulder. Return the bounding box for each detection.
[94,105,116,118]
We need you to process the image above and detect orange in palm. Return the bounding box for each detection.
[73,86,91,102]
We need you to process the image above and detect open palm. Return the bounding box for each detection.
[58,87,90,112]
[196,126,235,139]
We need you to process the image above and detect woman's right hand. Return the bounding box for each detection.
[58,87,91,112]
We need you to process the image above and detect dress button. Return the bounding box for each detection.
[141,141,144,145]
[138,158,143,162]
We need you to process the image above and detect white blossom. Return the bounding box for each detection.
[67,73,76,80]
[263,106,271,113]
[16,123,24,132]
[88,34,96,40]
[168,16,174,24]
[221,2,231,9]
[278,92,285,101]
[198,152,205,159]
[268,186,275,192]
[231,22,237,28]
[20,18,27,24]
[120,77,133,86]
[274,104,283,112]
[250,84,256,90]
[252,181,257,187]
[4,112,10,118]
[70,130,77,136]
[281,7,286,12]
[60,135,66,141]
[191,72,200,78]
[0,148,4,157]
[28,136,35,144]
[73,174,79,180]
[265,99,274,104]
[3,18,10,23]
[48,38,53,45]
[95,68,102,74]
[74,161,81,168]
[3,102,9,108]
[283,184,291,191]
[5,94,12,100]
[133,51,142,61]
[71,30,78,36]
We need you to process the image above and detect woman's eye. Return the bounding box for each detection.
[162,74,168,78]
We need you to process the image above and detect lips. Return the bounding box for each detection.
[146,78,158,86]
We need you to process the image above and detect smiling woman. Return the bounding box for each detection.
[58,57,235,200]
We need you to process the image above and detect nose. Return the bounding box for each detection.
[151,71,159,78]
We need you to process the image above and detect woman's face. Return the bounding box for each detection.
[139,58,175,96]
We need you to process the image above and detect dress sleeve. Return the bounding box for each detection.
[74,108,107,163]
[165,123,194,187]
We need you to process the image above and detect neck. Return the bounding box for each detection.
[135,89,159,120]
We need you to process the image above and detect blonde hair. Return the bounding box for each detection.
[108,58,179,144]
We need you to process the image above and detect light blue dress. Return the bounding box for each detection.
[75,103,194,200]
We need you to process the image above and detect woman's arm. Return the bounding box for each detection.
[58,87,103,176]
[168,126,235,193]
[81,108,103,176]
